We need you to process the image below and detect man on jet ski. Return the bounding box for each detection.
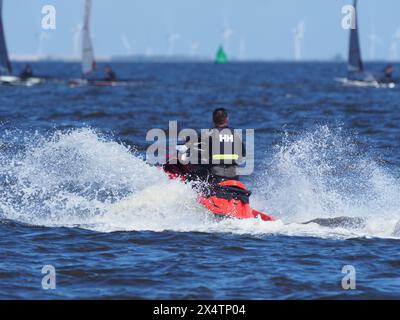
[163,110,274,221]
[205,108,245,182]
[163,110,275,221]
[179,108,245,184]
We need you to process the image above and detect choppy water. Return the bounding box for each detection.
[1,62,400,299]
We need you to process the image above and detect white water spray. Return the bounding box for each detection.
[1,127,399,239]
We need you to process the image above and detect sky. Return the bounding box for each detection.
[3,0,400,61]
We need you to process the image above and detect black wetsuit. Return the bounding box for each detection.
[384,71,393,82]
[20,67,33,79]
[382,65,394,83]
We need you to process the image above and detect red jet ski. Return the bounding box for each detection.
[162,156,274,222]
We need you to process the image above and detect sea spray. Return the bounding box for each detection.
[0,128,189,225]
[0,126,399,239]
[253,126,400,236]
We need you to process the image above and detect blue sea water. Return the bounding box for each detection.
[0,62,400,299]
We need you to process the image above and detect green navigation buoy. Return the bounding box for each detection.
[215,46,228,64]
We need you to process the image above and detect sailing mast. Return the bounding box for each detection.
[348,0,363,75]
[0,0,12,75]
[82,0,96,77]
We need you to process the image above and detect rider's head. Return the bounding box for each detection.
[213,108,229,128]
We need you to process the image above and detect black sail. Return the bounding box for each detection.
[0,0,11,75]
[348,0,363,75]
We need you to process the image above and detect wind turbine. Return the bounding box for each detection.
[293,20,305,61]
[367,25,381,61]
[120,33,133,56]
[190,41,200,57]
[167,32,180,56]
[238,35,247,61]
[145,46,153,57]
[37,31,50,57]
[164,11,181,57]
[389,25,400,61]
[221,14,234,53]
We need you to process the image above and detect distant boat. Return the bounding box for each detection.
[215,46,228,64]
[0,0,43,86]
[69,0,125,87]
[347,0,374,82]
[337,0,395,88]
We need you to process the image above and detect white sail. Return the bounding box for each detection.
[81,0,95,76]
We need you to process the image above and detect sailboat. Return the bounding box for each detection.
[0,0,43,86]
[69,0,124,87]
[337,0,395,88]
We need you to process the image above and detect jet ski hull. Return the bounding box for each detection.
[199,193,274,221]
[163,163,274,221]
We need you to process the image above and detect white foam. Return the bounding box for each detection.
[0,126,399,239]
[252,126,400,238]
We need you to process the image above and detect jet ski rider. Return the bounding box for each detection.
[206,108,245,182]
[180,108,245,184]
